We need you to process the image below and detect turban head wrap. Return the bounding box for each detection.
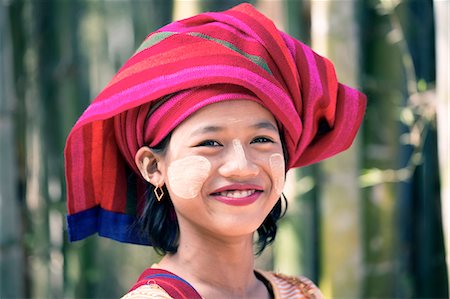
[65,3,366,245]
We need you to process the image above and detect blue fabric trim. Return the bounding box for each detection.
[66,206,150,245]
[144,274,196,290]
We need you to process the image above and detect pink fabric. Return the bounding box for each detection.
[64,3,366,245]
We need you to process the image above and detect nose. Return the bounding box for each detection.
[218,139,260,178]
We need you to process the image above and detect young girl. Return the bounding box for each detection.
[65,4,366,298]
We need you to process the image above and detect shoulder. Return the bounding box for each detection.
[122,267,202,299]
[121,284,174,299]
[257,270,324,299]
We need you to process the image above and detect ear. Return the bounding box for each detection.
[134,146,165,187]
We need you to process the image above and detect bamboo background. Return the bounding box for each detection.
[1,0,448,298]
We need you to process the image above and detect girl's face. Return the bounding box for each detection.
[142,100,285,240]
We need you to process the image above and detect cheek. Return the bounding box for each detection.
[167,156,211,199]
[269,153,285,195]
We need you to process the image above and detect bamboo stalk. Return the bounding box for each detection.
[0,2,25,297]
[434,0,450,290]
[310,0,363,297]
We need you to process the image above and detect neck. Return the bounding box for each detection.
[156,227,264,298]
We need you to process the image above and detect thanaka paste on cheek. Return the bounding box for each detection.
[167,156,211,199]
[269,153,285,195]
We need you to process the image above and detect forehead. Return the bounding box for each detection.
[175,100,278,133]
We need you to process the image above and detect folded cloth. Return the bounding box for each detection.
[65,3,366,245]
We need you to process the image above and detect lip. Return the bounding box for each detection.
[210,184,263,206]
[211,184,264,194]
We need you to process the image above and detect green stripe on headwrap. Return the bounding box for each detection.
[189,32,272,74]
[135,32,176,54]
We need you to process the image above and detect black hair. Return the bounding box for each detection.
[138,131,289,255]
[137,133,179,255]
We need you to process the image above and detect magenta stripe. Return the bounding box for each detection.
[300,43,323,100]
[202,12,265,45]
[219,10,295,73]
[167,12,265,45]
[74,65,301,138]
[168,92,261,132]
[148,88,199,123]
[281,32,297,59]
[146,91,262,146]
[311,87,359,157]
[208,23,260,43]
[345,87,359,121]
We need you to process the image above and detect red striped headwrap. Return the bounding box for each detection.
[65,3,366,245]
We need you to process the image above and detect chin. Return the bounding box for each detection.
[212,218,265,236]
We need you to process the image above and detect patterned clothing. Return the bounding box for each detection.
[258,271,324,299]
[122,269,324,299]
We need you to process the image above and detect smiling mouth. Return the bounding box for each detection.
[211,190,262,206]
[215,189,258,198]
[210,184,263,205]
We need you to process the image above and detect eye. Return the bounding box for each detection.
[251,136,274,144]
[195,140,222,147]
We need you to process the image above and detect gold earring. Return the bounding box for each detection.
[154,186,164,202]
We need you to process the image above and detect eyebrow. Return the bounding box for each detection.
[251,121,279,132]
[190,121,278,137]
[191,126,224,136]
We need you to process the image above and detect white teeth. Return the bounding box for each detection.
[218,190,256,198]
